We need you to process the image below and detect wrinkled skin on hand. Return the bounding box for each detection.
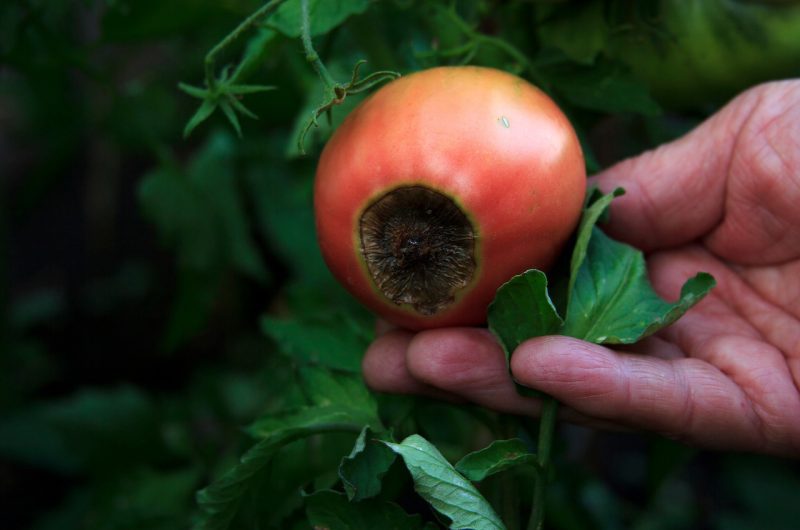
[362,81,800,457]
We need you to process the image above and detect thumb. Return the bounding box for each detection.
[589,88,759,251]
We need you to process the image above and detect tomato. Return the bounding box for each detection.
[314,66,586,330]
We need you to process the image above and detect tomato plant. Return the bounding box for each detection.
[315,66,586,329]
[3,1,800,530]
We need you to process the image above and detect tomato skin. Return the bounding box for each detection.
[314,66,586,330]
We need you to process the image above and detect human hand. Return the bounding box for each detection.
[362,81,800,456]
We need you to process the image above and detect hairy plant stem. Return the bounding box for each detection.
[528,397,557,530]
[294,0,399,154]
[204,0,286,89]
[301,0,337,90]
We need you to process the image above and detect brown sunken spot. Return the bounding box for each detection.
[359,185,476,315]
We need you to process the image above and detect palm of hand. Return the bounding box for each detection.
[630,85,800,454]
[645,247,800,454]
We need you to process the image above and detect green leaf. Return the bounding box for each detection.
[140,133,268,282]
[487,269,563,357]
[547,60,661,116]
[261,314,369,373]
[563,227,715,343]
[231,27,280,82]
[226,96,258,120]
[582,185,610,211]
[339,427,397,501]
[454,439,536,483]
[241,156,330,279]
[268,0,370,37]
[226,84,276,95]
[178,82,210,99]
[305,490,431,530]
[187,133,268,282]
[180,79,272,139]
[384,434,506,530]
[195,405,365,530]
[568,187,625,301]
[219,99,242,137]
[487,188,714,389]
[183,98,217,138]
[537,1,607,64]
[247,404,376,440]
[298,366,378,417]
[138,133,270,349]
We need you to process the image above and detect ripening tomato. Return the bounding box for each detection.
[314,66,586,330]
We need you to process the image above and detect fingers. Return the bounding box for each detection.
[364,312,800,454]
[364,327,615,427]
[509,336,769,452]
[590,84,761,251]
[363,327,541,415]
[405,328,543,417]
[701,81,800,264]
[362,330,455,401]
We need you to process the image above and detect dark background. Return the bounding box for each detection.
[2,1,799,529]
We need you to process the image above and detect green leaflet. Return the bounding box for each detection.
[261,314,369,373]
[339,426,397,501]
[487,270,563,357]
[384,435,506,530]
[268,0,370,37]
[455,438,537,483]
[563,227,715,343]
[195,405,367,530]
[489,188,715,349]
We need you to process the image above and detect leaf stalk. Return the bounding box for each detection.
[300,0,337,90]
[528,397,557,530]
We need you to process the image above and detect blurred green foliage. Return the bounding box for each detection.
[1,0,799,529]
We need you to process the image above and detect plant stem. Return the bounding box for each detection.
[204,0,286,89]
[498,416,521,530]
[528,397,558,530]
[300,0,337,90]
